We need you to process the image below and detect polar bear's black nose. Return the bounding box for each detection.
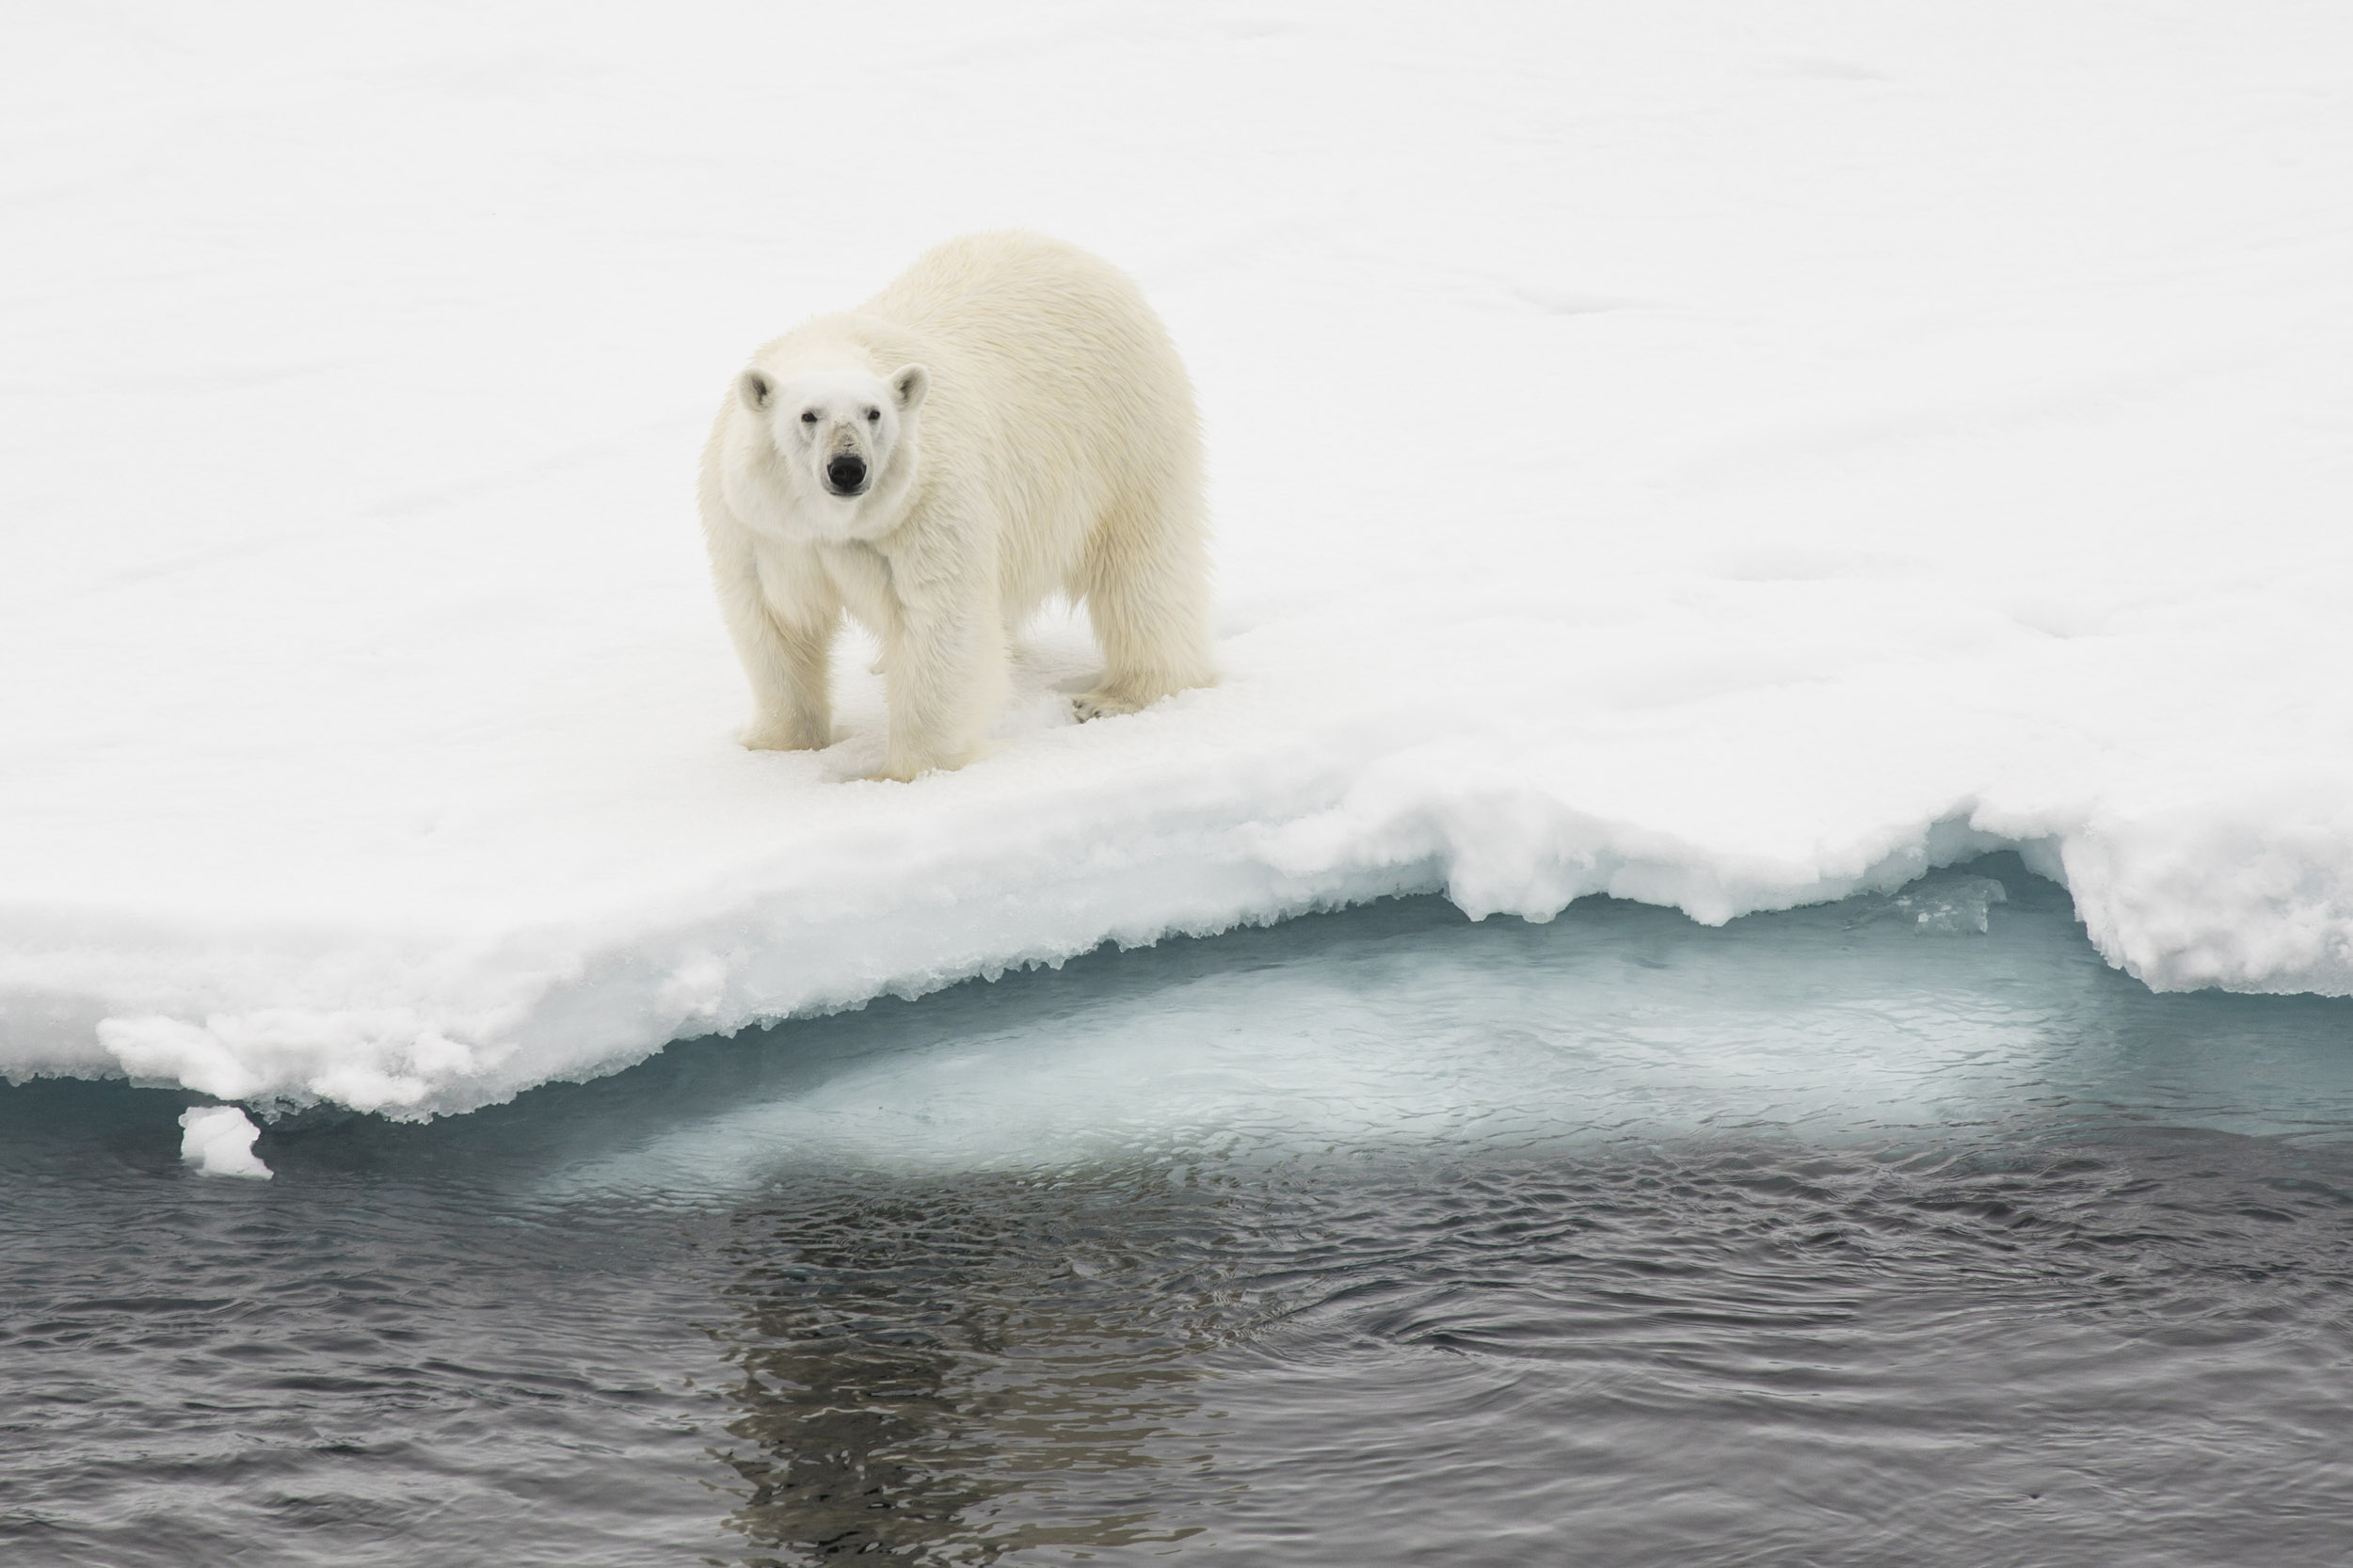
[825,454,868,494]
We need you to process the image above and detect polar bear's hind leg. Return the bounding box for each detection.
[1073,494,1218,721]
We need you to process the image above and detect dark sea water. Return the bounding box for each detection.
[6,856,2353,1565]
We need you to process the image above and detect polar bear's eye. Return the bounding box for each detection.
[800,409,819,424]
[865,408,881,423]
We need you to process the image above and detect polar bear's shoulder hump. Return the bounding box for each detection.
[862,231,1153,335]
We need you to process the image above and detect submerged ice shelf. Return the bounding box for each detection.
[248,860,2353,1197]
[6,3,2353,1115]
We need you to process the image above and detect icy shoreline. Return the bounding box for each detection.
[7,3,2352,1115]
[8,792,2343,1120]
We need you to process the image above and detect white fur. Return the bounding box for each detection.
[698,232,1218,780]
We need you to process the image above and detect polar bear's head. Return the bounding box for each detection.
[737,360,930,512]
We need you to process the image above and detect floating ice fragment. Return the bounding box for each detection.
[178,1106,273,1180]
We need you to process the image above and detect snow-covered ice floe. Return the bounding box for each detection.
[6,4,2352,1116]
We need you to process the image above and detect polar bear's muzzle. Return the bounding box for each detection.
[823,453,870,497]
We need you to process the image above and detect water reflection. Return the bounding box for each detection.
[709,1168,1249,1562]
[711,1130,2353,1567]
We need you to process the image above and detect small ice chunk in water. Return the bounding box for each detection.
[178,1106,272,1180]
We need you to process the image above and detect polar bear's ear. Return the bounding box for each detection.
[737,368,775,412]
[891,363,930,413]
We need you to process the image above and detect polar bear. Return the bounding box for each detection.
[697,232,1218,780]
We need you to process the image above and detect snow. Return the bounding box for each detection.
[177,1106,272,1180]
[5,2,2351,1116]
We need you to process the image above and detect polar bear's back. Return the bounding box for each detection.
[860,232,1204,616]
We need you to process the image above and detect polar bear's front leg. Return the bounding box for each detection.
[737,610,836,752]
[711,536,838,751]
[874,592,1008,781]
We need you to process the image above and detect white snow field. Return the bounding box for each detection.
[5,3,2351,1115]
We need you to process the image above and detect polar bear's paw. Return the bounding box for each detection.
[738,721,832,752]
[1072,688,1148,723]
[864,737,996,781]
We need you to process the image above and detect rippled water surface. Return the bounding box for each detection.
[7,857,2353,1565]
